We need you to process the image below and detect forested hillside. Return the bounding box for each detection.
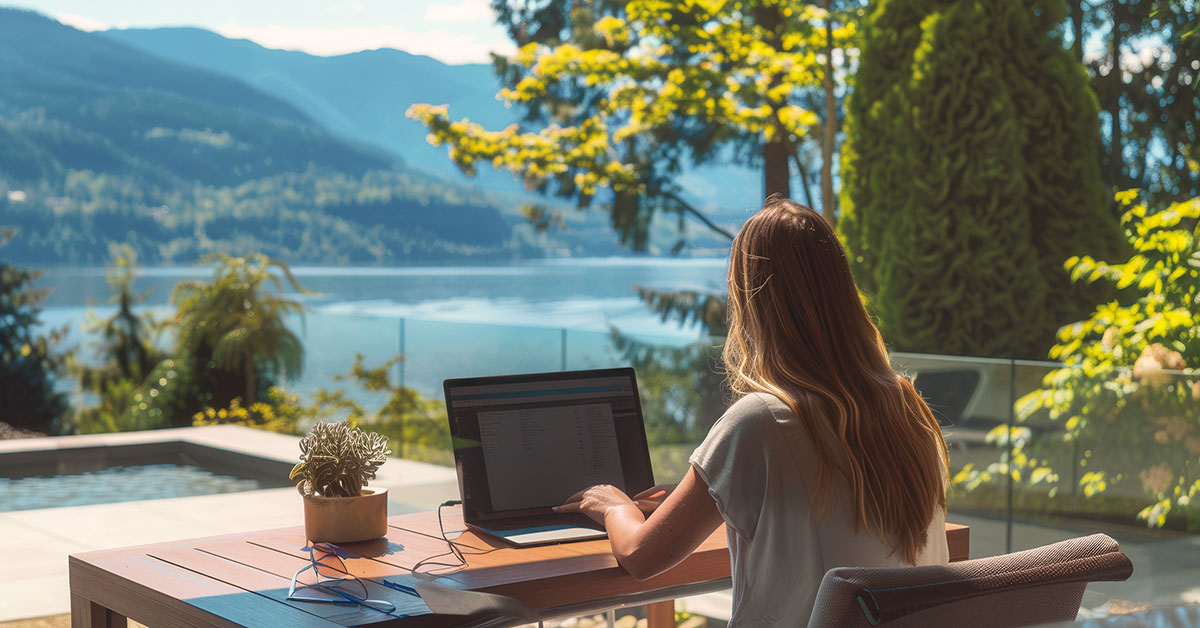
[0,9,552,264]
[0,169,539,264]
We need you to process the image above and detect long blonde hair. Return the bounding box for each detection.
[723,195,948,564]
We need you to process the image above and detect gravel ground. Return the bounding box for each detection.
[0,422,45,440]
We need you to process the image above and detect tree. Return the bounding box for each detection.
[71,245,171,433]
[410,0,860,248]
[0,228,68,433]
[72,245,165,396]
[172,253,309,413]
[838,0,1124,358]
[1083,0,1199,202]
[816,0,868,224]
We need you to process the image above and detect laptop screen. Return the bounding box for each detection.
[444,368,655,521]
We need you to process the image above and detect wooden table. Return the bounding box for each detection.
[69,507,970,628]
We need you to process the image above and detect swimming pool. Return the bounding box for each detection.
[0,441,293,512]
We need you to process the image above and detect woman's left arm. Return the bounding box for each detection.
[555,466,724,580]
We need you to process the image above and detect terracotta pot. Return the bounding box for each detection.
[298,483,388,543]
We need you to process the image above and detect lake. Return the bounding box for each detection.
[36,258,728,399]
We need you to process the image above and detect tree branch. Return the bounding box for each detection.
[791,149,818,210]
[660,191,737,241]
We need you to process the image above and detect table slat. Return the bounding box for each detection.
[248,534,463,590]
[70,554,340,628]
[148,546,423,626]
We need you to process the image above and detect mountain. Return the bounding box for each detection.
[101,26,764,219]
[0,8,564,264]
[0,8,398,186]
[102,26,521,190]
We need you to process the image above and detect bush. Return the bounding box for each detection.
[192,386,304,435]
[311,353,452,466]
[957,191,1200,529]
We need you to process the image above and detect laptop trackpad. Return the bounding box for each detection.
[479,524,607,546]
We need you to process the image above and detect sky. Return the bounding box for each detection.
[6,0,516,65]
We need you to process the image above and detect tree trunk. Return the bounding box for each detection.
[758,2,791,200]
[244,353,257,404]
[764,140,791,198]
[793,151,818,209]
[1069,0,1084,61]
[821,0,838,226]
[1107,0,1124,188]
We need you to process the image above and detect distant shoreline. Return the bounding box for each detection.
[26,256,730,275]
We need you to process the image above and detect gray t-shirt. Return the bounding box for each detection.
[690,392,948,627]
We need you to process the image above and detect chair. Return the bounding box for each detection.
[807,534,1134,628]
[913,368,981,427]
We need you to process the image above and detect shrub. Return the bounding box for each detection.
[958,191,1199,529]
[311,353,451,465]
[192,386,304,435]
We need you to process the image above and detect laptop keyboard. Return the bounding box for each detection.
[485,513,601,531]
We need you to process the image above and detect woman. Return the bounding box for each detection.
[555,196,950,625]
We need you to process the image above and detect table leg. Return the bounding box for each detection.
[71,594,128,628]
[646,600,675,628]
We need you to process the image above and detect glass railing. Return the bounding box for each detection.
[283,314,1194,615]
[897,354,1198,617]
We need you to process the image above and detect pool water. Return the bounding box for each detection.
[0,463,274,511]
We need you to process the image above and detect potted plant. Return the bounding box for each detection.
[290,421,391,543]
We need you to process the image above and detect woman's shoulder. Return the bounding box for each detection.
[719,392,794,430]
[730,391,794,414]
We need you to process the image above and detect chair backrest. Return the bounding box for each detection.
[807,534,1134,628]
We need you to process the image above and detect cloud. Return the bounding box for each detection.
[423,0,494,24]
[215,23,513,65]
[55,12,112,32]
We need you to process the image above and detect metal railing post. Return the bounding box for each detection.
[399,317,406,389]
[1005,358,1015,554]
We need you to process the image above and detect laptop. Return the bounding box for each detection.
[443,367,656,546]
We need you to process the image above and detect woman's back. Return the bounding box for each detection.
[556,197,951,626]
[691,392,948,626]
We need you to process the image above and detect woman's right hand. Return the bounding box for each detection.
[632,483,678,514]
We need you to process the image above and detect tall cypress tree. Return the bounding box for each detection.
[839,0,1123,358]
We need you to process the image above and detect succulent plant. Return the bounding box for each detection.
[290,421,390,497]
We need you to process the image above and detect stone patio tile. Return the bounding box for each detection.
[136,489,303,537]
[383,480,460,510]
[372,458,458,486]
[4,501,213,551]
[0,575,69,621]
[0,516,85,583]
